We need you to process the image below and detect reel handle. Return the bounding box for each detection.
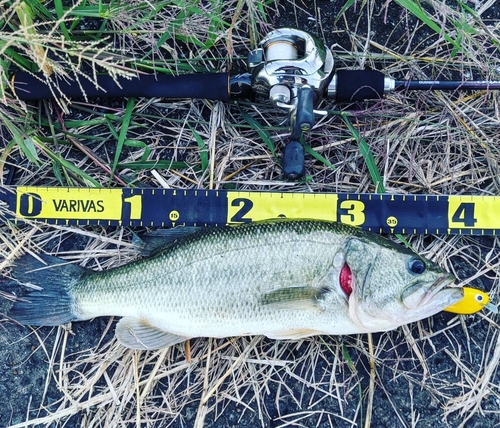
[283,141,305,179]
[282,86,316,179]
[295,86,316,131]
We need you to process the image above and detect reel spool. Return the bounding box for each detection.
[263,39,299,62]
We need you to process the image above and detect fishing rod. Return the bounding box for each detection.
[11,28,500,179]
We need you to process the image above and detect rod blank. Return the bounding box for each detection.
[395,80,500,91]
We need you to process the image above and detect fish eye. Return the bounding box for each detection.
[476,294,484,302]
[408,257,426,275]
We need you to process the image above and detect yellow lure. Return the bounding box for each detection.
[444,287,498,315]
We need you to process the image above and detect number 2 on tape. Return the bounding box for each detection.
[226,193,338,224]
[230,198,253,223]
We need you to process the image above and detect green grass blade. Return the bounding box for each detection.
[18,137,41,165]
[52,162,66,186]
[33,137,101,187]
[394,0,460,53]
[342,113,411,244]
[0,112,40,166]
[239,107,276,158]
[53,0,71,40]
[334,0,356,24]
[341,113,385,193]
[21,0,53,21]
[3,46,36,71]
[303,140,336,171]
[110,98,135,183]
[124,139,151,163]
[188,125,209,173]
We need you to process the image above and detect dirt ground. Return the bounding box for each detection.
[1,1,500,427]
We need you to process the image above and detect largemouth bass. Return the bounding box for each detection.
[8,220,462,350]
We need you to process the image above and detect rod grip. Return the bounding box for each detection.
[12,72,230,101]
[335,69,385,102]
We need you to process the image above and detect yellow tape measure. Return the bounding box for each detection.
[1,186,500,235]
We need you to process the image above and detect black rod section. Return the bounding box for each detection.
[12,72,231,101]
[335,69,386,102]
[395,80,500,91]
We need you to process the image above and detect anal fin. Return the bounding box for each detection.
[115,317,189,350]
[266,328,324,340]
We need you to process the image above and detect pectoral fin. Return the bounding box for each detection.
[260,286,330,311]
[115,317,189,350]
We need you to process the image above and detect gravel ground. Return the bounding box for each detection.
[1,1,500,427]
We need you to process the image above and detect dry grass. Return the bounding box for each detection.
[1,0,500,427]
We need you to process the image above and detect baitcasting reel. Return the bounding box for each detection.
[247,29,335,178]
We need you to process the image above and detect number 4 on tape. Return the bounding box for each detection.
[448,196,498,230]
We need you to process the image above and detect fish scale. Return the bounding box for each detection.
[8,220,462,350]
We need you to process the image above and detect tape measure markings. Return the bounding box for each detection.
[448,195,500,230]
[1,186,499,235]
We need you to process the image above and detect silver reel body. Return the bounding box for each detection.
[247,28,334,110]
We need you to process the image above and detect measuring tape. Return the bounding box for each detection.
[1,186,499,235]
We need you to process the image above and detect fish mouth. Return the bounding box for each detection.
[419,273,460,308]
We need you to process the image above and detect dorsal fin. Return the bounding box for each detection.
[132,227,200,256]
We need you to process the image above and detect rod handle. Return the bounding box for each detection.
[334,69,385,102]
[12,72,231,101]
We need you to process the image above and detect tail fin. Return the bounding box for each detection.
[8,254,87,326]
